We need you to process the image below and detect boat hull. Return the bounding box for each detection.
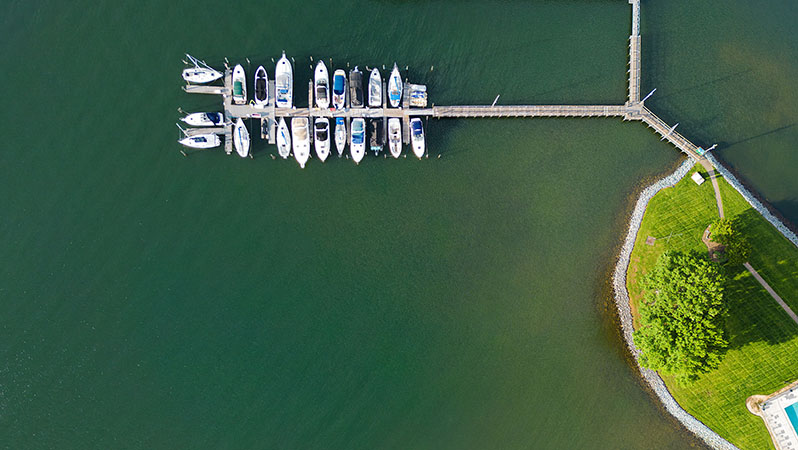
[179,134,220,149]
[275,53,293,108]
[334,118,346,156]
[254,66,268,107]
[276,118,291,159]
[388,118,401,158]
[388,64,402,108]
[181,112,224,127]
[233,118,250,158]
[350,118,366,164]
[314,61,330,109]
[332,70,346,110]
[368,68,382,107]
[410,118,425,158]
[182,67,222,84]
[314,118,330,162]
[292,117,310,168]
[232,64,247,105]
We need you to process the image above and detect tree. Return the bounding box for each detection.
[633,251,728,382]
[710,217,752,266]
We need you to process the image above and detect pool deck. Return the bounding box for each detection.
[748,379,798,450]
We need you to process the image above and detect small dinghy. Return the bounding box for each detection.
[254,66,268,107]
[388,63,403,108]
[314,61,330,109]
[314,118,330,162]
[275,52,293,108]
[332,69,346,110]
[334,117,346,156]
[181,54,223,84]
[369,119,383,155]
[181,112,225,127]
[410,118,425,158]
[349,67,363,108]
[233,118,250,158]
[276,117,291,159]
[368,68,382,108]
[350,118,366,164]
[232,64,247,105]
[292,117,310,168]
[388,118,402,158]
[179,134,220,149]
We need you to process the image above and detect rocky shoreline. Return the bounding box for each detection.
[611,159,739,450]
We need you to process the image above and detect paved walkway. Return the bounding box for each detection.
[743,262,798,325]
[701,159,725,219]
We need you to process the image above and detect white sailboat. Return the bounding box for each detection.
[314,118,330,162]
[410,118,425,158]
[334,117,346,156]
[181,54,223,84]
[254,66,268,107]
[314,61,330,109]
[388,63,403,108]
[332,69,346,110]
[233,118,250,158]
[368,68,382,107]
[388,118,402,158]
[181,112,225,127]
[275,52,293,108]
[350,118,366,164]
[179,134,221,149]
[292,117,310,168]
[232,65,246,105]
[276,117,291,159]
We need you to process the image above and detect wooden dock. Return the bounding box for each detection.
[180,0,710,165]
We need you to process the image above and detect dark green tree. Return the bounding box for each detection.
[710,217,752,266]
[633,251,728,382]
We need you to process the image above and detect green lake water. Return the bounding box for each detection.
[1,0,794,448]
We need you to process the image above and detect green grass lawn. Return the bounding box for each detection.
[626,163,798,450]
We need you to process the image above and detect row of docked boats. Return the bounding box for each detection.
[179,113,425,166]
[184,51,406,110]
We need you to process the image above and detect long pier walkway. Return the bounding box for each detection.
[181,0,709,166]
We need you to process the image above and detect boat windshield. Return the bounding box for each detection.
[316,86,327,97]
[412,122,422,135]
[195,137,207,143]
[317,129,328,140]
[333,76,344,94]
[353,133,364,144]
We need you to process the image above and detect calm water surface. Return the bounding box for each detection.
[2,0,793,448]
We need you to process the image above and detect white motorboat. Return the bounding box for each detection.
[334,117,346,156]
[232,64,246,105]
[314,61,330,109]
[291,117,310,168]
[254,66,268,107]
[275,52,293,108]
[181,112,225,127]
[314,118,330,162]
[388,63,403,108]
[276,117,291,159]
[179,134,220,149]
[410,118,425,158]
[350,118,366,164]
[388,118,402,158]
[233,118,250,158]
[332,69,346,110]
[181,54,223,84]
[368,68,382,107]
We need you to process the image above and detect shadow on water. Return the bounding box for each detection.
[717,123,796,151]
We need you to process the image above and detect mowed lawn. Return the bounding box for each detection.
[626,163,798,450]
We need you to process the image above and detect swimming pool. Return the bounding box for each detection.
[786,402,798,434]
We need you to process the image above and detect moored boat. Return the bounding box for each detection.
[388,63,403,108]
[254,66,268,107]
[179,134,221,149]
[291,117,310,168]
[388,118,401,158]
[368,68,382,107]
[334,118,346,156]
[232,64,247,105]
[332,69,346,110]
[350,118,366,164]
[275,52,293,108]
[349,67,363,108]
[181,112,225,127]
[314,118,330,162]
[181,54,223,84]
[410,118,425,158]
[233,118,250,158]
[276,117,291,159]
[369,119,383,155]
[314,61,330,109]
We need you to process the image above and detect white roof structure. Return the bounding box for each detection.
[691,171,705,185]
